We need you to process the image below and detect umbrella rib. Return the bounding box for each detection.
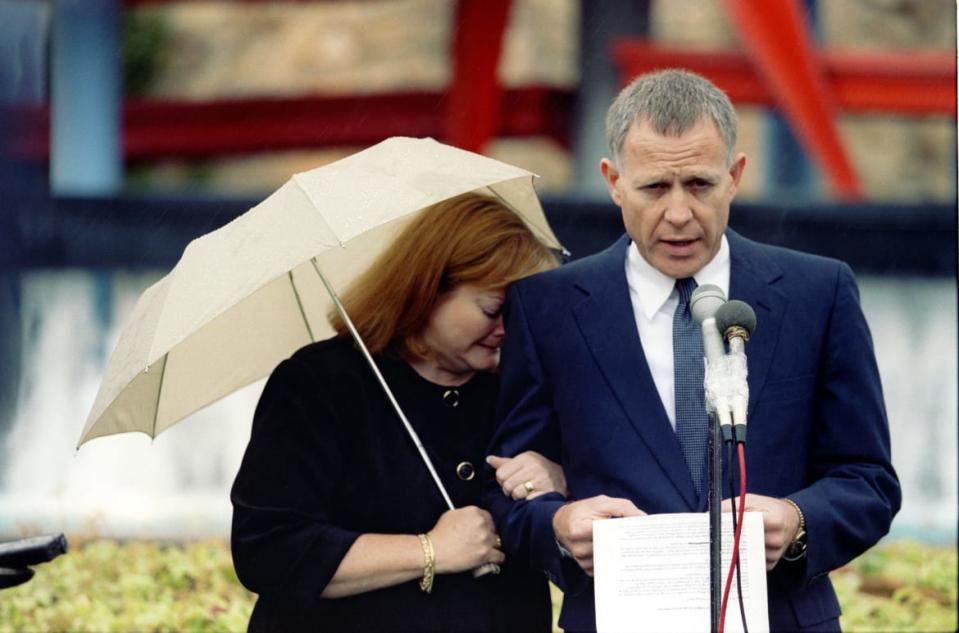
[484,182,571,258]
[151,355,168,439]
[287,271,316,343]
[309,257,455,510]
[292,174,345,247]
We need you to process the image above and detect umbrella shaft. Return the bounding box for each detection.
[310,258,455,511]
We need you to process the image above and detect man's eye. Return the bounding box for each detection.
[483,308,502,319]
[689,179,713,190]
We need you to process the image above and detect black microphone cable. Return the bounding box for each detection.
[729,428,749,633]
[715,298,756,633]
[719,430,748,633]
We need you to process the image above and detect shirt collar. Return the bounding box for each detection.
[625,234,731,320]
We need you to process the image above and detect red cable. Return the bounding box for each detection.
[719,442,747,633]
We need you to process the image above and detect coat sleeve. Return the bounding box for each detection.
[788,262,901,582]
[482,283,590,596]
[230,355,361,598]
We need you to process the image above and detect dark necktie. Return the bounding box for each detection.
[673,277,708,495]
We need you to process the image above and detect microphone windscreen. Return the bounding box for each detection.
[690,283,726,324]
[716,300,757,336]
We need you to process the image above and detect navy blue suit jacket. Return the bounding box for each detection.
[483,230,900,632]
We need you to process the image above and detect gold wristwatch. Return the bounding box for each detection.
[782,498,807,561]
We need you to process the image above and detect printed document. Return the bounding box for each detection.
[593,512,768,633]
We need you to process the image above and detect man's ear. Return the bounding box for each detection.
[600,158,623,207]
[728,152,746,197]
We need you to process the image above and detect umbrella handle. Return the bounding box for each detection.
[472,563,501,578]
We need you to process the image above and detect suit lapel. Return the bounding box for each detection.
[726,230,786,416]
[571,236,699,509]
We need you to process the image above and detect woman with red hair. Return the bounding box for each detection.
[231,192,564,632]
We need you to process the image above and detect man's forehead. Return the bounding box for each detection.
[624,120,728,165]
[629,164,723,184]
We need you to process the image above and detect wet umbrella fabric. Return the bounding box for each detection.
[78,136,564,450]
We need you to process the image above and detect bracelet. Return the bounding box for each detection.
[417,533,435,594]
[782,498,808,562]
[783,497,805,533]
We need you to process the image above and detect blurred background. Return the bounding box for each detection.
[0,0,955,561]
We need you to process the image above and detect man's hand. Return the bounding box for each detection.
[487,451,568,500]
[552,495,645,576]
[721,493,802,570]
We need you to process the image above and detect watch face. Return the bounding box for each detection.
[783,529,807,561]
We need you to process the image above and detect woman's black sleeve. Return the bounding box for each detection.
[230,355,361,598]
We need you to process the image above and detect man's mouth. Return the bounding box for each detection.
[662,237,699,248]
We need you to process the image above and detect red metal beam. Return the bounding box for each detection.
[611,41,956,115]
[823,49,956,115]
[721,0,860,199]
[9,87,573,161]
[445,0,512,153]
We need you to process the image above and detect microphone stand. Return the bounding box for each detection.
[709,411,722,633]
[710,300,757,633]
[690,284,729,633]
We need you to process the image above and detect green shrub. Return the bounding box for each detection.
[833,540,957,632]
[1,538,954,632]
[0,539,252,633]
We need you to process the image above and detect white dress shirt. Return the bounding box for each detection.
[624,236,731,429]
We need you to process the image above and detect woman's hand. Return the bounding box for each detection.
[428,506,505,574]
[487,451,568,500]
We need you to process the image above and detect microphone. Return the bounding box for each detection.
[715,300,757,352]
[714,300,757,431]
[690,284,726,363]
[690,284,729,426]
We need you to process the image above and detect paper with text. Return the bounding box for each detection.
[593,512,769,633]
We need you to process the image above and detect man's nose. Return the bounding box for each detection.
[663,185,693,225]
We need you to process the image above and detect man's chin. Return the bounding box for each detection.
[653,254,709,279]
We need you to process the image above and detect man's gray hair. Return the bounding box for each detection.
[605,69,738,166]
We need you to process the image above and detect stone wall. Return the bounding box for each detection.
[129,0,955,202]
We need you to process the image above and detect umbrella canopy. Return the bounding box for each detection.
[78,137,564,447]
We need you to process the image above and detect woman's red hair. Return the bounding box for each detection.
[330,192,558,359]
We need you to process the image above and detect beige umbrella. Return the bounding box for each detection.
[78,137,564,466]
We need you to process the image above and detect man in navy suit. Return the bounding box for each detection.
[483,70,900,632]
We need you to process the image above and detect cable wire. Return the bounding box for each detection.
[733,442,748,632]
[719,439,748,633]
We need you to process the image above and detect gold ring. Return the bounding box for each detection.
[523,481,535,494]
